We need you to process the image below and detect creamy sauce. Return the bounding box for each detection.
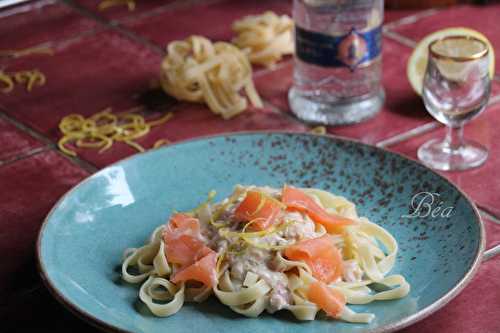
[227,247,291,312]
[280,211,318,240]
[343,260,364,282]
[205,185,353,313]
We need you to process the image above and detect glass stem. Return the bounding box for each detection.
[445,125,464,152]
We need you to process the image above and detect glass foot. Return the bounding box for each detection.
[417,138,488,171]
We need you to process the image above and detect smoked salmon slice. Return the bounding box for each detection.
[163,213,206,267]
[282,186,355,234]
[284,235,343,283]
[163,213,218,288]
[307,281,346,318]
[167,213,200,236]
[234,190,283,231]
[171,247,218,288]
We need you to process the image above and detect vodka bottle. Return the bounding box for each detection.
[289,0,384,125]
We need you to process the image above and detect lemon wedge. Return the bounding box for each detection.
[407,27,495,95]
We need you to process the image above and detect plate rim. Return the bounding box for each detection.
[36,131,486,333]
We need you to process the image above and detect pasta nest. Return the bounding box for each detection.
[232,11,294,68]
[160,35,262,119]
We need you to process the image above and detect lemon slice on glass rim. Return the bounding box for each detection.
[407,27,495,95]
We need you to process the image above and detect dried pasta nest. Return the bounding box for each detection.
[159,35,263,119]
[232,11,294,68]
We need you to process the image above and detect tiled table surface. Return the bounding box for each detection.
[1,0,499,331]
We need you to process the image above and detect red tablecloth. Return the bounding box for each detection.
[1,0,499,332]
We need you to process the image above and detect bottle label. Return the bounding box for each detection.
[295,25,382,70]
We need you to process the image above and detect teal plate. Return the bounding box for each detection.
[38,132,485,333]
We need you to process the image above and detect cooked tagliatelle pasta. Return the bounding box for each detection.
[232,11,294,68]
[160,36,263,119]
[121,185,410,321]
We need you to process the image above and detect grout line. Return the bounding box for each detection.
[0,111,54,146]
[0,110,99,173]
[51,146,100,173]
[253,58,293,79]
[0,146,51,167]
[49,27,108,52]
[383,8,439,31]
[262,100,311,130]
[119,0,225,25]
[376,122,440,148]
[383,30,416,48]
[488,93,500,106]
[109,23,164,54]
[264,100,294,118]
[59,0,164,54]
[479,207,500,225]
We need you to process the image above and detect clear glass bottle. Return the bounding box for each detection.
[289,0,384,125]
